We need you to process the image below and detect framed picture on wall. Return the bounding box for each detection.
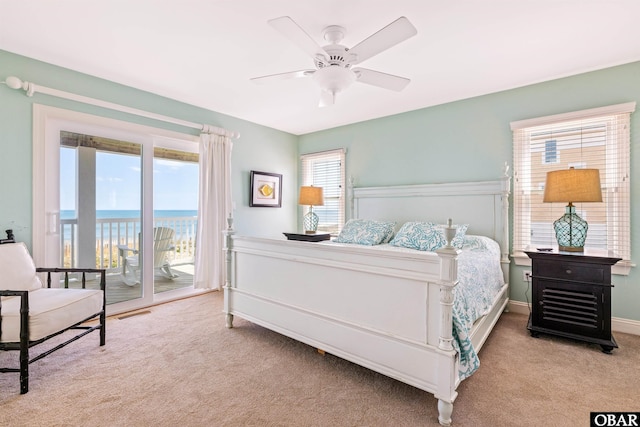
[250,170,282,207]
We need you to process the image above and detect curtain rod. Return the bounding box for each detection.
[2,76,240,139]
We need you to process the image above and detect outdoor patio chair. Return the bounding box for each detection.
[117,227,179,286]
[0,242,106,394]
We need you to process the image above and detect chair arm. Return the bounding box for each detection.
[36,268,106,291]
[0,290,28,297]
[117,245,138,255]
[0,290,29,346]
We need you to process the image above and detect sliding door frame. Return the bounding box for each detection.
[32,104,203,315]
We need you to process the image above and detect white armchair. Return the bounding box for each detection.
[0,242,106,394]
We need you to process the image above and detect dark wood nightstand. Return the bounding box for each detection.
[525,250,621,353]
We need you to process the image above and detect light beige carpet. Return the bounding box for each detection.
[1,292,638,426]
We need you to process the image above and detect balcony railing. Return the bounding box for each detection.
[60,216,197,274]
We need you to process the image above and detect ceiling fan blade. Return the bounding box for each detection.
[268,16,329,63]
[353,68,410,92]
[250,70,315,84]
[318,90,335,107]
[347,17,417,65]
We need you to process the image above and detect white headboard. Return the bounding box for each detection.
[350,176,511,277]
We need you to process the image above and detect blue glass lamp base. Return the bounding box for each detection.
[303,211,319,234]
[553,205,588,252]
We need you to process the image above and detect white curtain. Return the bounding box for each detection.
[194,132,233,290]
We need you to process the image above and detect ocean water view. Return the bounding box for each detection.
[60,209,198,220]
[60,210,198,242]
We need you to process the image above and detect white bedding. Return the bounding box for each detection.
[453,236,505,378]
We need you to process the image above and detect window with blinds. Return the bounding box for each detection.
[511,103,634,263]
[300,149,346,235]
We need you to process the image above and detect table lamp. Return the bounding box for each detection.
[543,167,602,252]
[298,186,324,234]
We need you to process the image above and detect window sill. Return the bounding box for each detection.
[511,251,634,276]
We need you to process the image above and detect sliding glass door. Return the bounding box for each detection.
[60,134,145,304]
[152,149,198,296]
[34,105,201,315]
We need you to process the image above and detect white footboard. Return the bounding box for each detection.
[224,235,463,425]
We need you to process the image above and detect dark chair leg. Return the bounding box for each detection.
[19,291,29,394]
[19,336,29,394]
[99,271,106,346]
[100,311,106,346]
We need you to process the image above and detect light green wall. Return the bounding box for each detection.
[299,61,640,322]
[0,50,298,243]
[1,49,638,322]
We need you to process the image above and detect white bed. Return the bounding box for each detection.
[223,175,510,426]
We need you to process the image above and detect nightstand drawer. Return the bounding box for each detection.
[535,260,605,284]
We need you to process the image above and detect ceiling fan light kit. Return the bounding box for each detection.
[251,16,417,106]
[313,67,356,96]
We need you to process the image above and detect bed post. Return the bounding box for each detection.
[499,163,511,304]
[434,220,461,427]
[436,246,459,351]
[223,214,235,328]
[348,176,355,220]
[436,219,461,351]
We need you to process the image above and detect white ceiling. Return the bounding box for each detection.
[1,0,640,135]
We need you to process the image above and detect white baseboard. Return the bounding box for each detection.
[505,300,530,316]
[507,300,640,337]
[608,317,640,336]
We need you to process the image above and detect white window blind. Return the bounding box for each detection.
[300,149,346,235]
[511,103,634,262]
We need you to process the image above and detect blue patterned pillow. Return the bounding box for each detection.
[462,235,489,251]
[381,223,396,243]
[334,219,396,245]
[390,222,468,251]
[389,222,444,251]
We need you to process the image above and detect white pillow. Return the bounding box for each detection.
[0,243,43,291]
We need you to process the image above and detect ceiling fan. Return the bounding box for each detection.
[251,16,418,107]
